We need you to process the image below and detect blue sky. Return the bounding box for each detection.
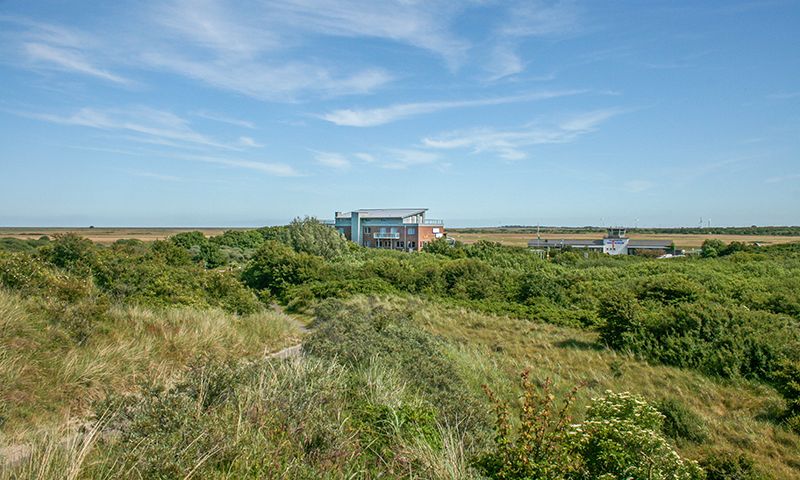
[1,0,798,227]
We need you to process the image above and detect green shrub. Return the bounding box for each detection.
[40,233,97,274]
[477,374,580,480]
[303,298,484,429]
[773,359,800,431]
[210,229,265,250]
[286,217,350,259]
[242,240,327,299]
[598,292,644,350]
[203,270,261,314]
[354,400,441,459]
[571,391,704,480]
[168,230,207,249]
[0,236,49,253]
[636,273,705,304]
[700,451,770,480]
[479,379,703,480]
[656,398,709,443]
[702,239,726,258]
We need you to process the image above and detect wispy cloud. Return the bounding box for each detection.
[354,152,376,163]
[140,51,391,101]
[73,142,299,177]
[319,89,587,127]
[192,111,256,129]
[261,0,470,67]
[480,0,582,80]
[314,151,351,169]
[484,44,525,81]
[422,108,624,160]
[501,1,583,37]
[1,17,131,85]
[136,0,467,99]
[380,149,441,169]
[237,136,263,148]
[18,106,251,150]
[23,42,130,84]
[169,153,302,176]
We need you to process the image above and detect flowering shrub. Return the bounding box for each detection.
[570,391,704,480]
[479,378,704,480]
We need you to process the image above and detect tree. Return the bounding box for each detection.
[701,239,725,258]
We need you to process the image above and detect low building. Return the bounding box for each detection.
[334,208,445,251]
[528,227,675,256]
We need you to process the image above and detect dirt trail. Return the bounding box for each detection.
[265,303,308,359]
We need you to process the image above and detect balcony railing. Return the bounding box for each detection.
[373,232,401,239]
[423,219,444,225]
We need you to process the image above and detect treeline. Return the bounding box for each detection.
[450,226,800,236]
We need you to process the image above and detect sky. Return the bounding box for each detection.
[1,0,799,227]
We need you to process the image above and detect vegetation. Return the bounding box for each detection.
[0,220,798,478]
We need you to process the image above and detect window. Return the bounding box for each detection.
[364,227,371,233]
[390,227,398,234]
[407,228,416,235]
[397,241,404,248]
[380,227,387,234]
[409,241,416,249]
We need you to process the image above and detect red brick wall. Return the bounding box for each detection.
[417,225,445,250]
[343,224,445,251]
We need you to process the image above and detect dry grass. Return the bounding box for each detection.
[449,231,800,249]
[412,302,800,478]
[0,289,302,441]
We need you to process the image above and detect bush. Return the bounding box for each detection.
[702,239,726,258]
[0,236,49,253]
[283,278,395,312]
[203,270,261,314]
[773,359,800,431]
[656,398,709,443]
[168,231,207,249]
[286,217,349,259]
[636,274,705,304]
[242,240,327,299]
[598,292,644,350]
[210,229,265,250]
[479,379,703,480]
[571,391,704,480]
[700,451,770,480]
[41,233,97,273]
[477,374,580,480]
[303,298,483,429]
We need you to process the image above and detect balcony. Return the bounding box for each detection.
[373,232,400,239]
[423,219,444,225]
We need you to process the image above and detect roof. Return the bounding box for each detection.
[335,208,427,219]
